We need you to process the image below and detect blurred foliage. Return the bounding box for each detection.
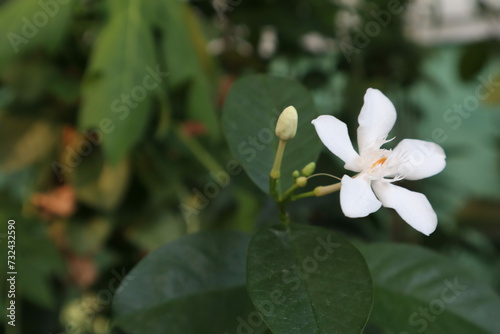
[0,0,498,333]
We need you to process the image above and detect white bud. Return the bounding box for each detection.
[275,106,298,141]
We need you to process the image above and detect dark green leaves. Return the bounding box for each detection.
[113,231,268,334]
[359,243,500,334]
[222,75,321,193]
[80,0,222,163]
[0,0,75,71]
[247,224,373,334]
[158,0,220,140]
[80,1,157,164]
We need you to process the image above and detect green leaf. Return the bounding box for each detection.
[158,1,220,140]
[0,0,75,71]
[247,223,373,334]
[358,243,500,334]
[187,72,219,140]
[80,4,158,164]
[410,47,500,227]
[113,230,268,334]
[222,75,321,193]
[159,3,205,86]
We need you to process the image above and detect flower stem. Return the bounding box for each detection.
[278,201,290,225]
[291,190,316,201]
[279,184,299,202]
[269,177,279,200]
[270,139,287,200]
[314,182,342,196]
[270,140,286,180]
[291,182,342,201]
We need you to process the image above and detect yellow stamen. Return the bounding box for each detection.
[371,157,387,169]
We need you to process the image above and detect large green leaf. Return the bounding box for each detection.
[359,243,500,334]
[222,75,321,193]
[113,230,268,334]
[247,223,373,334]
[0,0,75,71]
[409,47,500,228]
[80,2,157,163]
[157,0,220,140]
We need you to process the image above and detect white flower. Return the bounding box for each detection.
[311,88,446,235]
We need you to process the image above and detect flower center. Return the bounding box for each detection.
[361,148,406,182]
[359,148,401,181]
[370,157,387,169]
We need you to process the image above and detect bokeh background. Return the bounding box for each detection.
[0,0,499,333]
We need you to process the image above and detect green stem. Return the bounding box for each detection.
[279,184,299,202]
[276,185,296,224]
[270,140,286,179]
[278,200,290,225]
[269,176,279,200]
[176,127,223,174]
[269,139,290,223]
[291,190,316,201]
[269,139,287,201]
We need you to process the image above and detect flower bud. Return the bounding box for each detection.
[301,162,316,177]
[275,106,298,141]
[296,176,307,187]
[314,183,341,197]
[292,170,300,178]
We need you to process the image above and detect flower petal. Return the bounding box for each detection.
[372,181,437,235]
[392,139,446,180]
[340,174,381,218]
[311,115,361,171]
[357,88,397,154]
